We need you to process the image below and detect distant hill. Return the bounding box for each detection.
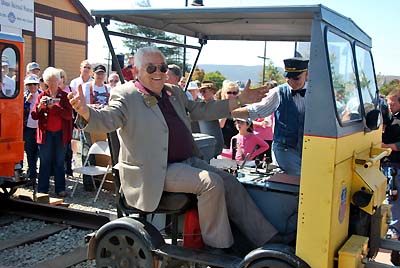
[378,75,400,86]
[198,64,281,84]
[198,64,400,88]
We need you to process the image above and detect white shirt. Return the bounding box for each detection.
[247,82,307,119]
[82,81,111,105]
[69,76,93,94]
[2,75,16,97]
[26,91,40,128]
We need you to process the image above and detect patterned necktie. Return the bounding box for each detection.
[291,88,306,97]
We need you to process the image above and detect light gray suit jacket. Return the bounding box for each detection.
[82,82,231,211]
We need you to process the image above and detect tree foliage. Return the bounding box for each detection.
[118,23,183,65]
[204,71,226,89]
[380,79,400,96]
[117,0,182,65]
[190,67,205,82]
[260,60,285,85]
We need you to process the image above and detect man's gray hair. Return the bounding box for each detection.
[168,64,182,78]
[135,46,166,69]
[42,67,61,83]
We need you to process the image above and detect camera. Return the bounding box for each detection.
[44,97,60,105]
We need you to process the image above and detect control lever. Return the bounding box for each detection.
[229,138,238,176]
[240,153,252,169]
[231,138,237,160]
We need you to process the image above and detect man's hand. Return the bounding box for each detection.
[382,143,398,151]
[26,93,34,103]
[68,85,90,121]
[238,79,269,105]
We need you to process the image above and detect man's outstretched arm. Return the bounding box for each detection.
[232,87,280,119]
[228,79,269,112]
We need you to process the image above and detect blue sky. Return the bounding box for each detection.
[81,0,399,76]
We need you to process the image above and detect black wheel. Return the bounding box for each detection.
[0,177,29,198]
[248,258,293,268]
[0,185,17,197]
[95,228,155,268]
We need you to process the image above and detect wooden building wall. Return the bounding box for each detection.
[22,0,91,82]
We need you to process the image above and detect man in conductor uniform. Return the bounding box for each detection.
[232,57,309,176]
[69,46,289,252]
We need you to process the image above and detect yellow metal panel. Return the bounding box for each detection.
[297,131,385,268]
[338,235,368,268]
[297,135,337,268]
[54,17,86,41]
[328,160,353,265]
[352,165,387,214]
[335,129,382,164]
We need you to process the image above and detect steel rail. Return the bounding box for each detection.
[0,198,112,230]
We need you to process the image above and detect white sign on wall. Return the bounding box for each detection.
[0,0,34,31]
[36,17,52,40]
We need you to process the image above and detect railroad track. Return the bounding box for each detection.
[0,198,112,268]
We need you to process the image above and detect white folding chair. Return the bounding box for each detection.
[71,140,112,202]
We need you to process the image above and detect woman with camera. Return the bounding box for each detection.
[31,67,73,197]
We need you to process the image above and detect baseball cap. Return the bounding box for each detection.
[187,81,199,90]
[199,81,217,92]
[93,64,106,73]
[234,118,252,124]
[2,55,9,66]
[24,74,40,85]
[27,62,40,72]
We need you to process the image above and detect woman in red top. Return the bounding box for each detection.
[31,67,73,197]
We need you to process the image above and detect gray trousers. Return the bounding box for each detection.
[164,157,277,248]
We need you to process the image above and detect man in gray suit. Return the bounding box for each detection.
[69,46,281,251]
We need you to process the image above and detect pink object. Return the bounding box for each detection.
[220,133,269,161]
[253,115,274,141]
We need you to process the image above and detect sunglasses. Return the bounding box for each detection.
[109,80,119,83]
[146,63,168,74]
[226,91,239,95]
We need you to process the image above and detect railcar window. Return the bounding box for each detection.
[1,47,18,98]
[355,46,378,113]
[327,31,361,123]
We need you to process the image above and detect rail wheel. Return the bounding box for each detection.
[95,228,155,268]
[0,177,26,198]
[248,258,293,268]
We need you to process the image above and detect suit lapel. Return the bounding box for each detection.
[148,103,167,128]
[168,90,191,130]
[135,81,167,128]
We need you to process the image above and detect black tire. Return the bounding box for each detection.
[248,258,293,268]
[95,228,155,268]
[0,186,17,198]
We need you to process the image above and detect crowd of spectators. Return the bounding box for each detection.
[13,51,276,197]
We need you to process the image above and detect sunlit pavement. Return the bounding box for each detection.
[375,249,392,265]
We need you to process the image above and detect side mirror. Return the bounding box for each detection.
[365,109,381,131]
